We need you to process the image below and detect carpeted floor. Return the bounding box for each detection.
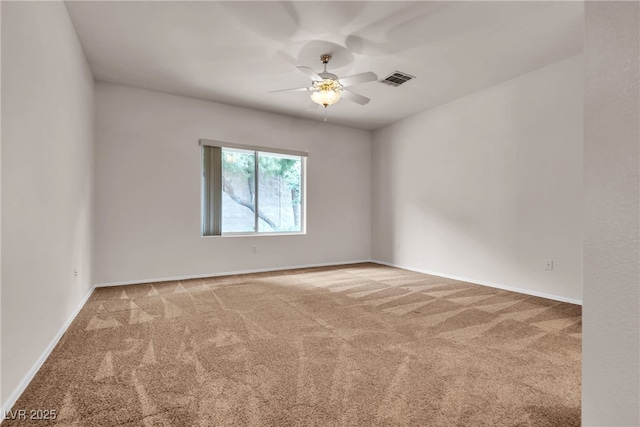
[6,263,581,426]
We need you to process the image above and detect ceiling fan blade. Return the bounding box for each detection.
[341,89,370,105]
[338,71,378,87]
[297,66,323,81]
[269,87,312,93]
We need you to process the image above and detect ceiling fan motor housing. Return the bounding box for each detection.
[318,72,339,81]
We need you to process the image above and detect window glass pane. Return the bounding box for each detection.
[221,148,256,233]
[257,152,302,233]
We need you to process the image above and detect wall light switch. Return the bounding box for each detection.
[545,260,553,271]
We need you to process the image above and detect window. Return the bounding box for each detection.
[201,139,306,236]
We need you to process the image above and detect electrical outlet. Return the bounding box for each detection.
[545,260,553,271]
[252,245,258,254]
[74,269,79,281]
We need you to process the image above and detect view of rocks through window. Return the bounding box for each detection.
[221,149,302,233]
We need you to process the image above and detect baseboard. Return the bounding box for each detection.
[372,259,582,305]
[93,260,582,305]
[1,286,96,420]
[93,259,374,288]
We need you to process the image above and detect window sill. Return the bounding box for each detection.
[201,232,306,238]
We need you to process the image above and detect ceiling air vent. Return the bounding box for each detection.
[380,71,415,87]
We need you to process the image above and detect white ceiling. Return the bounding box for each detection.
[65,1,584,130]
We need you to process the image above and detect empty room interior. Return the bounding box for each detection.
[1,1,639,426]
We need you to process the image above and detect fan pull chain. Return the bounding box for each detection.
[323,106,328,122]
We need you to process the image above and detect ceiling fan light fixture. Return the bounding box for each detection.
[271,53,375,110]
[311,79,342,107]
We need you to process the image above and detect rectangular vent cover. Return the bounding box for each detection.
[380,71,415,87]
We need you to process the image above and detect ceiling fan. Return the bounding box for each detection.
[270,54,378,108]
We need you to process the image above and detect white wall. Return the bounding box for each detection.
[0,0,3,408]
[1,1,94,409]
[94,83,371,285]
[372,55,583,303]
[583,2,639,425]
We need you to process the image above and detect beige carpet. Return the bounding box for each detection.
[6,263,581,426]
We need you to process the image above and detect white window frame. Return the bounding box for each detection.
[200,139,307,237]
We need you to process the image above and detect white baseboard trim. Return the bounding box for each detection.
[93,260,582,305]
[372,259,582,305]
[93,259,374,288]
[1,286,96,419]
